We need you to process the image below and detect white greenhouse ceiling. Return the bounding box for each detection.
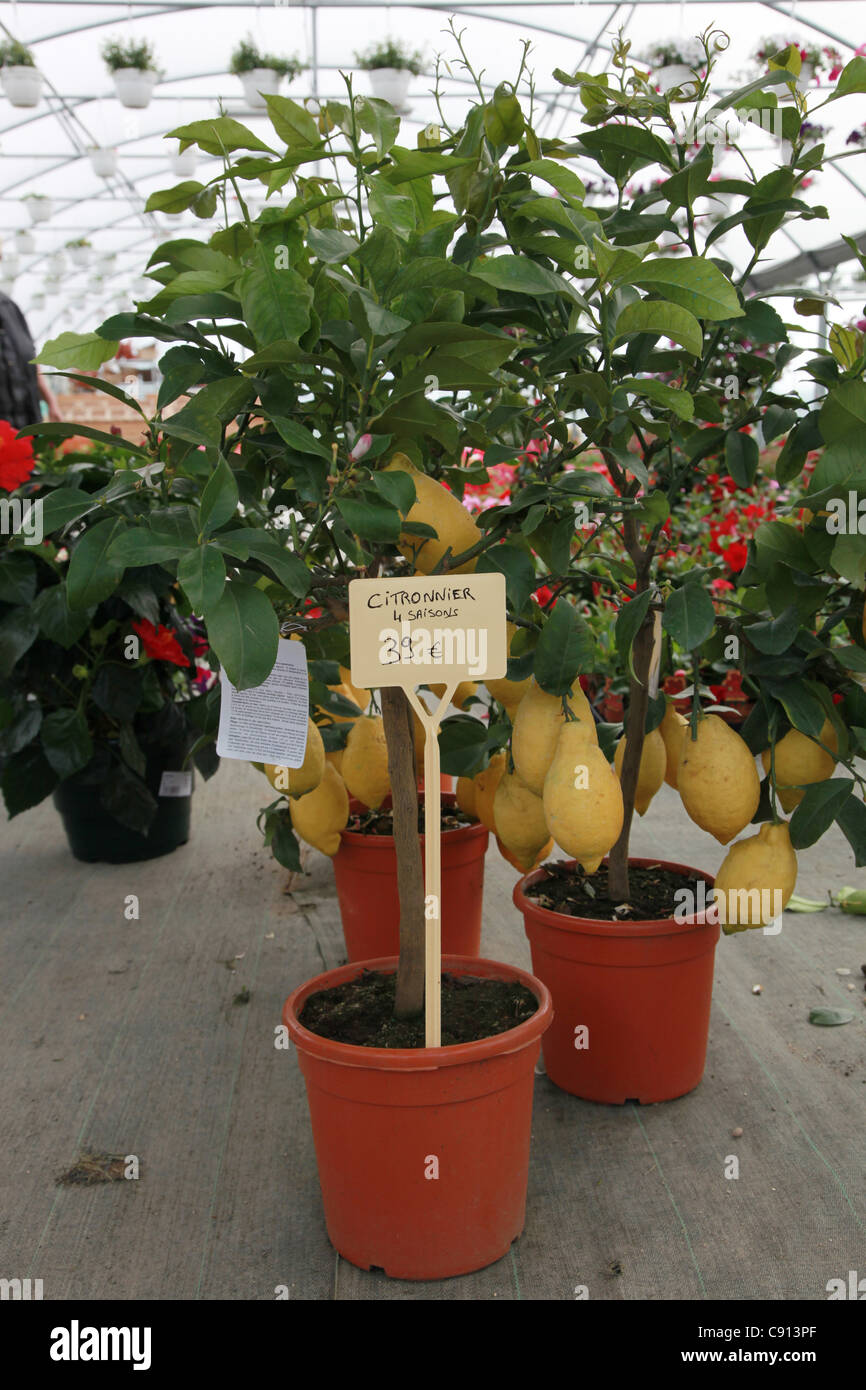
[1,1,865,341]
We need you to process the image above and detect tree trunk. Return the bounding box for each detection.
[606,614,656,902]
[380,686,426,1018]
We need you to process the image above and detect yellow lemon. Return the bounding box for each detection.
[614,727,667,816]
[384,453,481,574]
[455,776,477,819]
[542,720,624,874]
[430,680,478,711]
[341,714,391,809]
[512,677,595,795]
[290,762,350,856]
[714,822,798,934]
[264,718,325,798]
[677,713,760,845]
[473,750,507,832]
[485,622,533,715]
[659,699,688,789]
[493,770,552,872]
[761,718,837,812]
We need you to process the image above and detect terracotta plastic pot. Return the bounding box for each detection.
[515,857,719,1105]
[333,793,488,961]
[283,954,553,1279]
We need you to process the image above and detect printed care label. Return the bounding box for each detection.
[216,638,309,766]
[158,770,193,798]
[348,573,508,688]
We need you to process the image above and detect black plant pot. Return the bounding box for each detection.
[53,754,194,864]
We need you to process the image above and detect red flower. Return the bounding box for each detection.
[0,420,35,492]
[132,619,190,667]
[710,577,735,593]
[533,583,556,609]
[722,541,748,572]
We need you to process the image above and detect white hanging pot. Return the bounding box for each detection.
[239,68,282,110]
[25,197,53,224]
[112,67,158,109]
[170,145,197,177]
[14,229,36,255]
[797,60,814,91]
[31,292,46,309]
[2,254,20,278]
[89,146,118,178]
[653,64,696,94]
[1,65,44,108]
[47,252,66,275]
[67,245,91,268]
[368,67,412,107]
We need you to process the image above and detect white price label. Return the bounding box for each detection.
[158,770,193,798]
[216,638,310,766]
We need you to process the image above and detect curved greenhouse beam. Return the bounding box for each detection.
[746,229,866,291]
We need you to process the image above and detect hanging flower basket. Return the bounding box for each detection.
[112,67,158,108]
[14,229,36,256]
[24,195,53,224]
[170,145,197,177]
[89,146,118,178]
[1,63,43,108]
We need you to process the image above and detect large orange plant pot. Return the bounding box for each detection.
[283,955,553,1279]
[514,858,718,1105]
[332,794,488,962]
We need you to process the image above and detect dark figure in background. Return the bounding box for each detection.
[0,287,61,428]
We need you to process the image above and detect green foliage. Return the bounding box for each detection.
[229,35,304,81]
[355,39,425,75]
[101,36,157,72]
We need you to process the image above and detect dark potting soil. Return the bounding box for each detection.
[299,970,538,1048]
[347,805,473,836]
[525,860,707,923]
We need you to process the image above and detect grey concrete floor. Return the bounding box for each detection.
[1,759,864,1301]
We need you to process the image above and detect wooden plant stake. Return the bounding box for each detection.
[349,573,507,1047]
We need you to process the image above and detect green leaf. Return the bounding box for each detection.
[808,1008,854,1027]
[788,778,853,849]
[579,124,676,172]
[0,552,37,605]
[437,715,490,777]
[91,664,144,722]
[177,545,226,611]
[353,97,400,158]
[263,93,319,147]
[306,226,360,263]
[108,530,188,566]
[725,431,759,488]
[836,794,866,868]
[65,518,126,611]
[827,56,866,101]
[100,762,158,835]
[1,743,57,817]
[534,601,595,695]
[820,380,866,444]
[28,487,95,535]
[630,257,743,322]
[168,116,275,155]
[40,709,93,779]
[206,582,279,690]
[785,894,828,913]
[199,456,239,536]
[745,606,799,656]
[765,679,827,738]
[471,254,572,297]
[34,332,119,370]
[371,469,415,516]
[483,83,524,145]
[270,415,332,459]
[615,589,653,679]
[270,814,303,872]
[663,585,715,650]
[476,545,537,611]
[0,703,42,757]
[32,585,94,648]
[17,422,148,458]
[615,299,702,356]
[238,260,313,347]
[217,531,310,598]
[145,180,208,215]
[335,496,401,543]
[368,181,416,241]
[615,377,694,420]
[0,611,38,677]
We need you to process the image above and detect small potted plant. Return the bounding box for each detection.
[14,228,36,256]
[354,38,424,108]
[646,39,702,94]
[102,36,160,109]
[88,146,118,178]
[0,39,44,108]
[23,193,53,224]
[229,36,304,110]
[0,450,220,863]
[169,141,197,177]
[66,237,92,268]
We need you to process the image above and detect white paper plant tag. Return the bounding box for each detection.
[216,638,310,766]
[158,770,193,798]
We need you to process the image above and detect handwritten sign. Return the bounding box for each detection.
[348,573,507,1047]
[348,573,507,687]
